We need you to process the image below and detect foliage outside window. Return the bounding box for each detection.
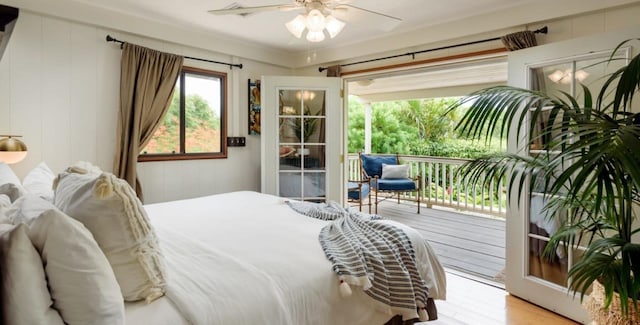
[347,96,504,158]
[140,67,227,161]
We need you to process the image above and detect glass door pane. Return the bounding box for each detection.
[526,51,624,290]
[277,88,327,202]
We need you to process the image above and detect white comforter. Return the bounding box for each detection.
[144,191,446,325]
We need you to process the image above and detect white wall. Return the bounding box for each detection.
[2,4,640,204]
[295,3,640,77]
[0,11,290,203]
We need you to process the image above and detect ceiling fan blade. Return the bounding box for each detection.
[208,3,300,16]
[332,4,402,32]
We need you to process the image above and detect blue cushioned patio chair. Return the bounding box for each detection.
[347,178,371,213]
[359,153,421,214]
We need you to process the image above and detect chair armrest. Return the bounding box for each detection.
[411,175,421,190]
[348,179,369,183]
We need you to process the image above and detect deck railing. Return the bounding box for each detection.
[348,154,507,218]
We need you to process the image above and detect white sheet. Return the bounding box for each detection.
[125,297,188,325]
[143,191,446,325]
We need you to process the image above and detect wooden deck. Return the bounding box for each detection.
[375,199,506,285]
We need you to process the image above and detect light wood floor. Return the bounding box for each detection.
[372,200,578,324]
[425,271,579,325]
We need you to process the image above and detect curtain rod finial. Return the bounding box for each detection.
[318,67,326,73]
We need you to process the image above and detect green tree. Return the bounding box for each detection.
[348,98,413,153]
[347,96,503,158]
[400,98,460,141]
[185,95,220,130]
[370,106,414,153]
[144,93,220,154]
[347,99,365,153]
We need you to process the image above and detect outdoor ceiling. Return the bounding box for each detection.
[348,59,508,102]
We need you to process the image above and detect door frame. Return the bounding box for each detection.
[505,26,638,323]
[261,75,343,203]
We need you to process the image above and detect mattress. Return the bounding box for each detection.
[135,191,445,325]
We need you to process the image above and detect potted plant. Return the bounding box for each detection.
[448,40,640,324]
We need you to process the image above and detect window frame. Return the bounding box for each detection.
[138,66,228,162]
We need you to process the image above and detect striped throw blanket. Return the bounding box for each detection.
[287,201,429,321]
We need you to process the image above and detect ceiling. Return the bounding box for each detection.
[72,0,537,53]
[348,59,508,102]
[8,0,637,67]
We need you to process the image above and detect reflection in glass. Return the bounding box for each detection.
[278,88,327,202]
[575,56,625,105]
[532,63,572,98]
[528,225,568,286]
[279,173,326,200]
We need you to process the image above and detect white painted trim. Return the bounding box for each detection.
[505,24,640,323]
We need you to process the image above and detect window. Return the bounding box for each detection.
[140,67,227,161]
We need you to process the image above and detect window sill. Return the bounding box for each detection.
[138,152,227,162]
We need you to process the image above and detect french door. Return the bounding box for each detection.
[261,76,343,203]
[506,28,636,323]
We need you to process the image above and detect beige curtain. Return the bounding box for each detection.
[325,65,341,77]
[114,43,183,201]
[500,30,538,51]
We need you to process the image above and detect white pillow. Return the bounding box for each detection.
[22,162,55,202]
[381,163,410,179]
[8,195,125,325]
[0,162,20,186]
[0,223,65,325]
[0,194,11,223]
[54,171,166,303]
[0,162,26,202]
[0,183,26,202]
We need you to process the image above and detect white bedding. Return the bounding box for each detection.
[140,191,446,325]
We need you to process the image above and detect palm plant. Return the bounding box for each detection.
[290,106,319,143]
[448,40,640,319]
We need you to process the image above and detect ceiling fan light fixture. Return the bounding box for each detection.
[305,9,326,32]
[282,4,350,43]
[306,30,325,42]
[324,15,345,38]
[285,14,306,38]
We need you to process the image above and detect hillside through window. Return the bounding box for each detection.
[140,67,227,161]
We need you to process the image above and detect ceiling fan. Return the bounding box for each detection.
[208,0,402,42]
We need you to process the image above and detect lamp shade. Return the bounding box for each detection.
[0,136,28,164]
[324,15,345,38]
[306,30,325,42]
[285,9,345,42]
[305,9,326,32]
[285,15,306,38]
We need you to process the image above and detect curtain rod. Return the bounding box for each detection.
[105,35,243,69]
[318,26,548,73]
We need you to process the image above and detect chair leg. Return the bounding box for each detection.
[375,190,379,214]
[417,190,420,214]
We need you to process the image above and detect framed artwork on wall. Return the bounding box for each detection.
[248,79,261,135]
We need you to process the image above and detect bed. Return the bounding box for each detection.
[0,162,446,325]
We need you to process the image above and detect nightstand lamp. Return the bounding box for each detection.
[0,135,28,164]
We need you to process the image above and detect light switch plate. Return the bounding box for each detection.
[227,136,246,147]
